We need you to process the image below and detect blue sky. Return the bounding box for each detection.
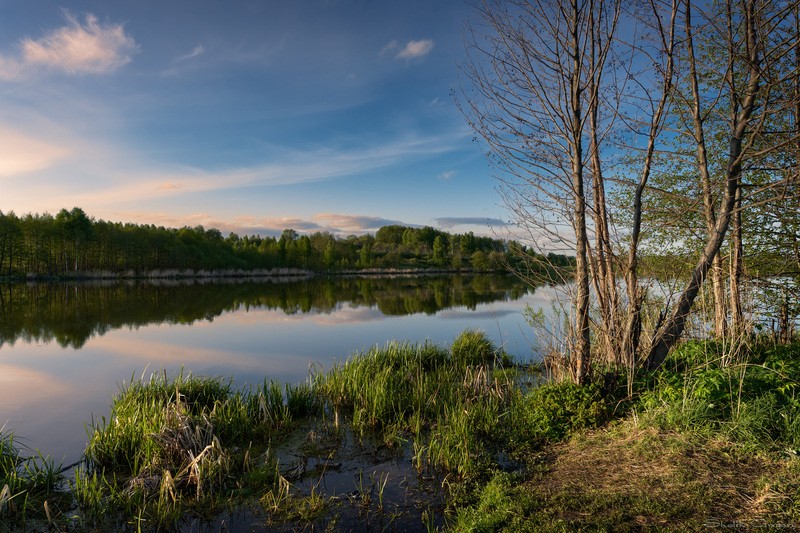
[0,0,509,237]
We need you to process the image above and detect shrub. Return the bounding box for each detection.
[510,381,607,448]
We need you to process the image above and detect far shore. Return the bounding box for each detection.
[0,266,508,283]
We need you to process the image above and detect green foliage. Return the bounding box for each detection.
[2,208,540,277]
[637,340,800,452]
[451,329,497,367]
[510,382,608,447]
[452,472,522,532]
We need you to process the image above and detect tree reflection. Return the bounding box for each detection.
[0,275,533,348]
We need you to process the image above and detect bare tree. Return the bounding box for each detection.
[461,0,628,383]
[462,0,800,381]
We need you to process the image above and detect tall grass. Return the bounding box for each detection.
[0,428,63,528]
[634,340,800,451]
[80,370,313,529]
[315,330,518,477]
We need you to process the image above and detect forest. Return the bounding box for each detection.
[0,207,572,278]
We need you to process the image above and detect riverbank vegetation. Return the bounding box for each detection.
[0,208,571,280]
[3,332,800,531]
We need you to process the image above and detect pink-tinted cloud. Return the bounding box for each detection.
[396,39,434,59]
[0,11,137,79]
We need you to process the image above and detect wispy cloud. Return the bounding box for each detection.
[436,217,510,229]
[380,40,398,55]
[313,214,407,234]
[396,39,434,59]
[111,212,416,238]
[0,11,137,79]
[0,127,70,177]
[438,170,457,180]
[175,43,205,63]
[47,132,466,208]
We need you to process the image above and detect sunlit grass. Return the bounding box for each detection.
[80,370,303,529]
[13,332,800,531]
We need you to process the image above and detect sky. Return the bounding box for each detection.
[0,0,511,238]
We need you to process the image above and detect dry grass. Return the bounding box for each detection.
[520,421,795,531]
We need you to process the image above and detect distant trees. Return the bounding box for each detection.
[0,209,564,278]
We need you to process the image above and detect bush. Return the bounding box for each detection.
[637,340,800,451]
[510,381,608,448]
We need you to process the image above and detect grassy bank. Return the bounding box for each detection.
[2,335,800,531]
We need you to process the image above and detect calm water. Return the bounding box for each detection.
[0,274,557,463]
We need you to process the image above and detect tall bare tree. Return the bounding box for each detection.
[461,0,629,383]
[463,0,800,381]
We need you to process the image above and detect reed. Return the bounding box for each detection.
[0,429,63,527]
[80,371,300,529]
[315,330,517,478]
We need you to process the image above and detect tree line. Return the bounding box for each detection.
[0,207,572,278]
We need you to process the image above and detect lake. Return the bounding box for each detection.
[0,274,558,464]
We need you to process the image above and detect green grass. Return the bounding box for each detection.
[0,428,64,530]
[77,370,309,530]
[451,339,800,532]
[8,333,800,531]
[315,330,515,476]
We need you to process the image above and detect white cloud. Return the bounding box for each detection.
[313,214,406,233]
[110,212,412,238]
[43,132,465,209]
[0,11,137,79]
[396,39,434,59]
[175,43,205,63]
[438,170,457,180]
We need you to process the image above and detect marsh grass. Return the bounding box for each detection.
[67,330,528,530]
[315,330,516,477]
[78,369,315,530]
[0,429,64,529]
[6,329,534,531]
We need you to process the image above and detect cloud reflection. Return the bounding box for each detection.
[0,364,71,412]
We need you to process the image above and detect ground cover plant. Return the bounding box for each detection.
[3,334,800,531]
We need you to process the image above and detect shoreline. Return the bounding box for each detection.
[0,266,508,283]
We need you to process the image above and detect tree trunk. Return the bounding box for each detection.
[570,0,591,385]
[647,0,760,370]
[729,186,744,335]
[686,0,728,339]
[646,182,737,369]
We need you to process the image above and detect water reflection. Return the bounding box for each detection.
[0,274,547,462]
[0,274,530,348]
